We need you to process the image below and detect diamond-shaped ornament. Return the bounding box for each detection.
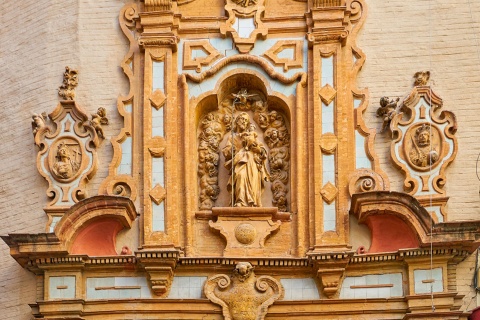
[319,84,337,105]
[321,181,338,204]
[150,89,166,110]
[150,184,166,205]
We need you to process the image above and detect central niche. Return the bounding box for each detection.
[196,75,290,212]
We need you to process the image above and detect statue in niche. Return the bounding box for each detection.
[409,123,439,168]
[223,112,269,207]
[52,142,80,180]
[376,96,400,133]
[197,88,290,212]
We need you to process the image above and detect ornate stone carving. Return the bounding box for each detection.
[223,112,269,208]
[58,66,78,100]
[51,140,81,180]
[99,2,139,202]
[220,0,268,53]
[183,40,223,73]
[414,71,430,86]
[33,69,101,227]
[376,96,400,133]
[137,249,180,297]
[197,89,290,212]
[198,113,224,210]
[388,73,457,221]
[262,40,304,72]
[407,123,439,169]
[209,207,281,257]
[90,107,108,139]
[347,169,388,197]
[31,112,48,137]
[204,262,283,320]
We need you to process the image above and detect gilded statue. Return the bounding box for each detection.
[376,96,400,133]
[52,142,80,179]
[409,123,439,168]
[223,112,269,207]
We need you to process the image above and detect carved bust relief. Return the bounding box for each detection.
[405,123,440,170]
[50,140,82,181]
[197,88,290,212]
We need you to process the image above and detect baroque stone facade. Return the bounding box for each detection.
[2,1,480,320]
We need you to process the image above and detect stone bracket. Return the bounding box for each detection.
[310,252,352,298]
[136,249,180,297]
[209,207,281,257]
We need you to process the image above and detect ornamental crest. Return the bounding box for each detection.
[204,262,283,320]
[32,68,107,229]
[388,72,457,222]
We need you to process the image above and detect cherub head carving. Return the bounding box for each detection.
[233,262,254,283]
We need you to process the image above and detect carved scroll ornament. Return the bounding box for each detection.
[204,262,283,320]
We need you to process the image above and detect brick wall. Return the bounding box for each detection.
[1,0,480,318]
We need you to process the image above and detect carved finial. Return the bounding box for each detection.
[90,107,109,139]
[204,262,283,320]
[376,96,400,133]
[58,66,78,100]
[31,112,48,137]
[413,71,430,86]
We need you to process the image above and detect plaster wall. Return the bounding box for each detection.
[0,0,480,318]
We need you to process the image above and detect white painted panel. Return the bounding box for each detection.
[152,202,165,232]
[280,278,320,300]
[152,107,164,138]
[277,48,294,60]
[321,56,334,86]
[322,101,334,134]
[152,61,164,91]
[86,277,151,299]
[322,154,335,185]
[323,201,336,232]
[234,17,256,39]
[118,136,132,175]
[168,276,207,299]
[355,131,371,169]
[414,268,443,294]
[340,273,403,299]
[152,157,165,187]
[49,276,76,299]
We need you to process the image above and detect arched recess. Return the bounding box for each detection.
[192,71,294,212]
[54,195,137,256]
[350,191,432,253]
